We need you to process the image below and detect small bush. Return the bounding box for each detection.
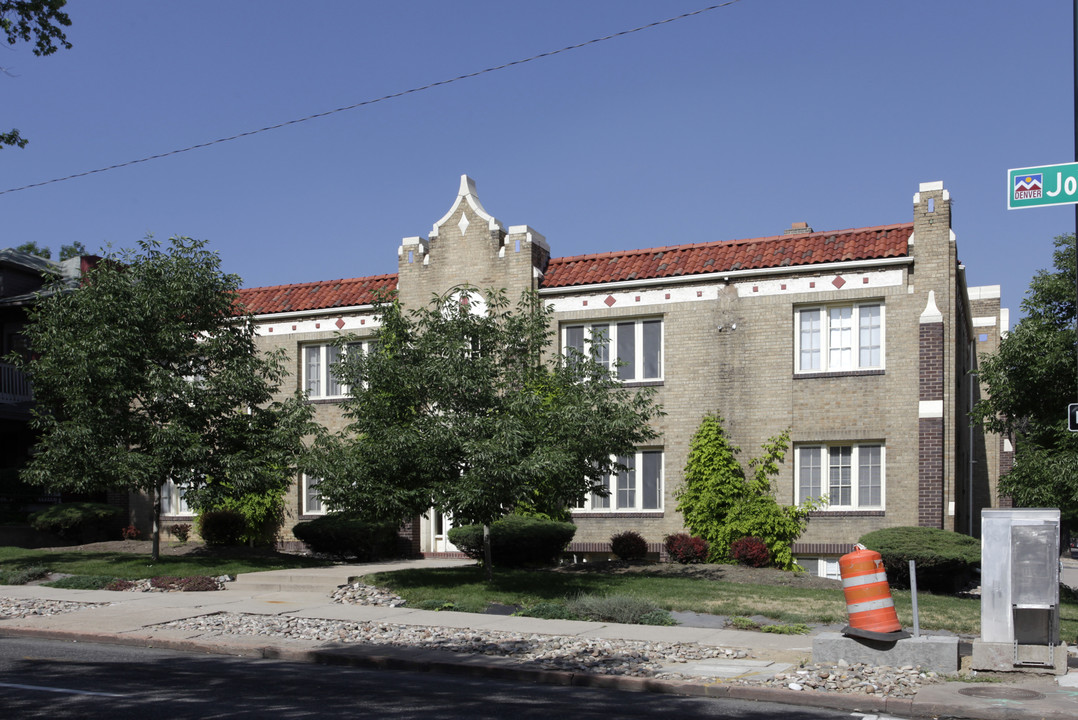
[197,509,247,546]
[0,565,49,585]
[448,516,575,567]
[730,536,770,568]
[515,602,577,620]
[170,523,192,543]
[728,616,758,630]
[610,530,649,561]
[121,524,141,540]
[28,502,125,543]
[761,623,811,635]
[566,594,673,625]
[44,575,117,590]
[859,526,981,593]
[178,576,219,592]
[105,579,136,591]
[292,513,401,561]
[150,576,181,590]
[664,533,709,564]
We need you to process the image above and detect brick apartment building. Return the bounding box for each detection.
[162,177,1007,576]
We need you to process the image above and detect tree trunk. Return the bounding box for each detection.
[151,483,161,562]
[482,523,493,582]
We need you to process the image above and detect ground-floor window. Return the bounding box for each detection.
[302,474,326,515]
[576,449,663,512]
[160,479,194,517]
[796,556,841,580]
[795,442,884,510]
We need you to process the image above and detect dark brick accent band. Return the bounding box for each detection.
[919,317,944,528]
[791,542,857,556]
[919,322,944,402]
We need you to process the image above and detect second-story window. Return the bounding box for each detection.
[563,318,662,382]
[303,341,369,399]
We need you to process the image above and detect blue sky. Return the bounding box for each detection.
[2,1,1074,321]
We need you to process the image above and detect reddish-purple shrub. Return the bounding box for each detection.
[121,524,141,540]
[664,533,709,564]
[730,536,770,567]
[105,579,135,591]
[178,575,220,592]
[150,576,181,590]
[610,530,649,561]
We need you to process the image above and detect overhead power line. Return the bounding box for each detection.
[0,1,743,197]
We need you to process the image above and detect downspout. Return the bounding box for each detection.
[968,340,975,535]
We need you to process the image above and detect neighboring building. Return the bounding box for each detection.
[226,177,1007,574]
[0,250,100,513]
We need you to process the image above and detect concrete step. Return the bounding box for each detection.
[227,571,350,595]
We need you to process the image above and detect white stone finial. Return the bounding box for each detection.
[431,174,503,239]
[920,290,943,323]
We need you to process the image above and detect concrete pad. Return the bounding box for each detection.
[971,640,1069,676]
[812,632,958,673]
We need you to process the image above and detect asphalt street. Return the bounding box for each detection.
[0,636,864,720]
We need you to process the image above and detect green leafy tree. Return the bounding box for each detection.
[13,240,87,260]
[2,1,72,150]
[11,236,313,559]
[309,287,662,578]
[973,234,1078,521]
[675,413,814,569]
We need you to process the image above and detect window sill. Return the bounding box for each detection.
[794,369,884,380]
[621,380,664,388]
[806,509,885,517]
[306,397,347,405]
[571,511,665,518]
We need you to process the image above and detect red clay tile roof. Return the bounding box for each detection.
[539,223,912,289]
[234,274,397,315]
[234,223,911,315]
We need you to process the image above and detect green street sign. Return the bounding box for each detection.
[1008,162,1078,209]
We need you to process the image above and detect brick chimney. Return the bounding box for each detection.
[784,221,813,235]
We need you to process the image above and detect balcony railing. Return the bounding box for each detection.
[0,362,32,403]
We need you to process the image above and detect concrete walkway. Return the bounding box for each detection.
[0,557,1075,720]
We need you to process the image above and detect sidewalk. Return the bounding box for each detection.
[0,558,1075,720]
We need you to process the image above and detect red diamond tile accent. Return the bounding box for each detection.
[292,325,297,331]
[863,277,869,284]
[753,286,758,293]
[810,281,816,288]
[315,323,320,329]
[582,300,588,307]
[335,318,345,329]
[832,276,846,289]
[604,295,616,307]
[665,293,670,299]
[781,284,786,290]
[635,296,640,302]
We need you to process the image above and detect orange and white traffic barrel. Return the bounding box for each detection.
[839,544,902,634]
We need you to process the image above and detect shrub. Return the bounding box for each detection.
[664,533,709,564]
[447,515,575,567]
[178,575,219,592]
[515,602,577,620]
[565,594,674,625]
[0,565,49,585]
[730,536,770,567]
[170,523,192,543]
[610,530,649,561]
[43,575,116,590]
[28,502,125,543]
[150,576,181,590]
[105,579,136,591]
[121,524,141,540]
[858,526,981,593]
[292,513,401,561]
[197,509,247,546]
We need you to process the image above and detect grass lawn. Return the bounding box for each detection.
[0,545,330,582]
[362,565,1078,639]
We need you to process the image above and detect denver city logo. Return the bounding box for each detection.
[1013,174,1043,201]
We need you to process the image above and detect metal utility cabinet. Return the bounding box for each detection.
[972,508,1067,675]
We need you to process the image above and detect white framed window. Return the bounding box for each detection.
[302,341,370,399]
[796,557,841,580]
[160,479,194,517]
[577,449,663,512]
[795,443,884,510]
[795,302,884,373]
[563,319,663,382]
[302,474,327,516]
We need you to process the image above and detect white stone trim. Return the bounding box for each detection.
[919,400,943,418]
[545,284,719,313]
[1004,438,1014,453]
[253,313,381,337]
[1001,308,1010,336]
[734,268,902,298]
[538,256,912,296]
[508,224,550,251]
[249,305,376,322]
[431,175,503,238]
[920,291,943,324]
[972,316,997,328]
[968,285,1001,300]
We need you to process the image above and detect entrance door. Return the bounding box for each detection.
[431,510,457,553]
